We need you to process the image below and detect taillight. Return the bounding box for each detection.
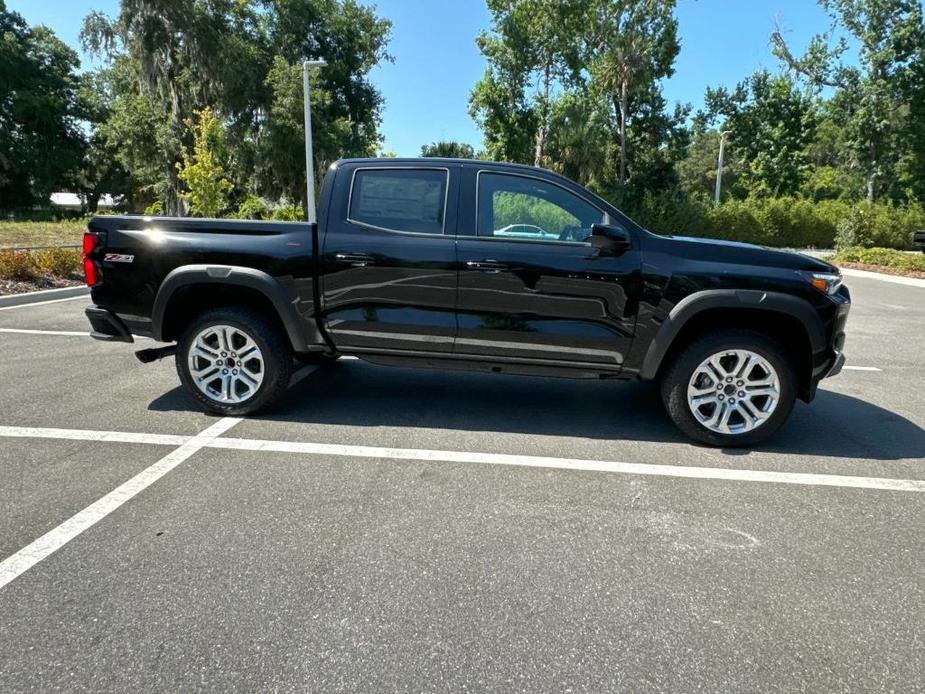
[82,232,101,287]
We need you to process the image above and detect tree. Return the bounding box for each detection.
[421,141,476,158]
[700,71,816,198]
[470,0,585,166]
[176,107,232,217]
[587,0,680,185]
[771,0,925,200]
[0,1,86,210]
[81,0,392,214]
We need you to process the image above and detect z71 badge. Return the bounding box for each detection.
[104,253,134,263]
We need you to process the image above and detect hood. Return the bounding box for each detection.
[663,234,839,273]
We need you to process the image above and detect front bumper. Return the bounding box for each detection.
[85,306,134,343]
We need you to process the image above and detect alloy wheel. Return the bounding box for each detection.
[187,325,265,404]
[686,349,780,435]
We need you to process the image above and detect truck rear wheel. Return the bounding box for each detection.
[176,307,292,416]
[660,330,796,447]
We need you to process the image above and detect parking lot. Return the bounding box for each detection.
[0,272,923,692]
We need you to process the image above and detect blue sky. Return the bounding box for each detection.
[11,0,836,156]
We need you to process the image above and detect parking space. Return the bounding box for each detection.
[0,276,923,691]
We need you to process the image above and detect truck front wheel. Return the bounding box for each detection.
[660,330,797,447]
[176,307,292,416]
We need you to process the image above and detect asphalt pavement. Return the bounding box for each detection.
[0,273,922,692]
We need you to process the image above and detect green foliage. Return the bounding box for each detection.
[176,108,232,217]
[0,1,87,210]
[143,201,163,216]
[0,247,81,281]
[701,71,816,197]
[81,0,392,215]
[626,192,921,250]
[270,205,304,222]
[833,246,925,272]
[233,195,271,220]
[492,192,577,231]
[421,141,477,158]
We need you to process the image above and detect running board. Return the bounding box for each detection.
[135,345,177,363]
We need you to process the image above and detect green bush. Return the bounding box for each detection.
[271,204,304,221]
[0,247,82,281]
[234,195,271,220]
[34,247,82,277]
[832,246,925,271]
[0,250,39,280]
[624,193,921,250]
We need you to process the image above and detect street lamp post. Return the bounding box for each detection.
[302,59,327,224]
[714,129,731,205]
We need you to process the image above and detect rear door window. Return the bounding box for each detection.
[348,168,448,234]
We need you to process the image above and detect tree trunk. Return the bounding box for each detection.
[534,63,551,168]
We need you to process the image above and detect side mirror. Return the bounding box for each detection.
[591,223,631,256]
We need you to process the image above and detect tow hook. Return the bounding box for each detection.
[135,345,178,364]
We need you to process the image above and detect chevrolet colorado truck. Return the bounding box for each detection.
[83,158,850,446]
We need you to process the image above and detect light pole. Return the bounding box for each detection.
[714,129,731,205]
[303,59,327,224]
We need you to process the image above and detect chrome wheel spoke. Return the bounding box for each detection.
[688,348,780,437]
[188,324,264,405]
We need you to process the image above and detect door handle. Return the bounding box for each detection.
[335,252,374,267]
[466,259,505,273]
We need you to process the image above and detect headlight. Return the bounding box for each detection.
[799,271,842,295]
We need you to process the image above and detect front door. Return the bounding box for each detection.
[319,165,458,354]
[455,170,640,370]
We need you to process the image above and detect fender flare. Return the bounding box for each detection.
[151,264,312,352]
[639,289,826,380]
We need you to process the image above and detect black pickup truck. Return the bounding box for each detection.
[83,158,850,446]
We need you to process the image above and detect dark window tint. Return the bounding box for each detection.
[349,168,447,234]
[477,172,603,242]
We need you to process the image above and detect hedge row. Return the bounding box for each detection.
[629,194,925,250]
[832,246,925,272]
[0,247,82,281]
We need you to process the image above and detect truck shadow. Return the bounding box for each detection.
[149,359,925,461]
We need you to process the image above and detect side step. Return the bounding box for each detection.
[135,345,177,363]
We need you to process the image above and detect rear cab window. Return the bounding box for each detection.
[348,168,448,234]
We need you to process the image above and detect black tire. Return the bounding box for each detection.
[660,329,797,447]
[176,307,292,416]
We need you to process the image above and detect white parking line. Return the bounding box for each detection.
[0,295,88,311]
[0,328,90,337]
[0,425,187,446]
[1,424,921,494]
[207,437,925,493]
[843,366,882,372]
[0,417,240,591]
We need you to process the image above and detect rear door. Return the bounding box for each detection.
[455,169,640,370]
[318,164,458,354]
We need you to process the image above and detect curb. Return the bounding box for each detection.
[0,286,89,309]
[840,267,925,289]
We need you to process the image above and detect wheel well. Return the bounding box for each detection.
[656,308,813,400]
[160,283,288,345]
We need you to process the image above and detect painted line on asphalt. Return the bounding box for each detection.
[0,286,87,298]
[0,417,240,592]
[0,424,921,494]
[0,425,188,446]
[0,295,88,311]
[206,437,925,493]
[0,328,90,337]
[843,365,882,372]
[0,328,154,341]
